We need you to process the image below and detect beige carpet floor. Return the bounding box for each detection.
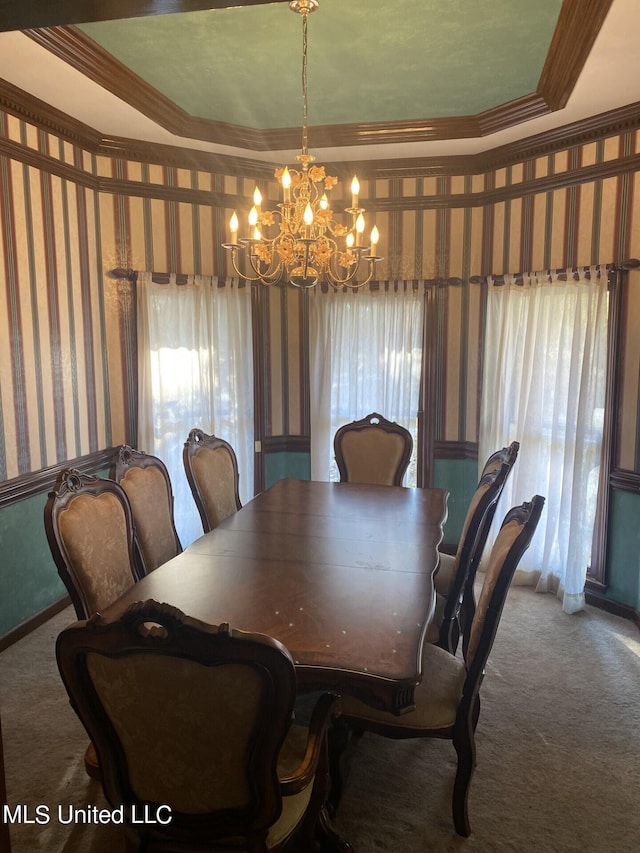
[1,585,639,852]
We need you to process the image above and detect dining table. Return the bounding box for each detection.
[106,477,449,715]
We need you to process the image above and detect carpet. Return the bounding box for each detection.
[1,585,639,852]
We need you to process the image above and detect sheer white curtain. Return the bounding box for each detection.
[479,267,608,614]
[309,286,424,484]
[137,273,254,547]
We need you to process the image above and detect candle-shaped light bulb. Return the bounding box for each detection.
[320,193,329,210]
[253,187,262,210]
[229,211,238,245]
[351,176,360,208]
[248,206,258,227]
[370,225,379,255]
[346,232,355,249]
[356,213,365,245]
[282,167,291,203]
[303,203,314,225]
[303,202,314,238]
[253,226,262,241]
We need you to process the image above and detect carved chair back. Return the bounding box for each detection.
[480,440,520,479]
[333,412,413,487]
[434,440,520,653]
[56,600,332,851]
[44,469,138,619]
[182,429,242,533]
[436,461,511,653]
[111,445,182,576]
[464,495,545,676]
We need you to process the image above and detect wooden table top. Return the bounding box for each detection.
[107,478,448,713]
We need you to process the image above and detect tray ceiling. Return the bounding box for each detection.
[0,0,638,165]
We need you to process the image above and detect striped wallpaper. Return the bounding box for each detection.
[1,102,640,482]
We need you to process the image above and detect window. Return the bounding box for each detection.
[137,273,254,546]
[479,268,608,613]
[308,286,424,485]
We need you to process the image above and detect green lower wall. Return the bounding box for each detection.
[264,451,311,490]
[1,455,638,641]
[0,465,111,639]
[0,492,66,636]
[605,488,640,610]
[433,457,480,549]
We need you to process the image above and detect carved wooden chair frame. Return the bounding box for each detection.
[56,599,338,852]
[182,428,242,533]
[333,412,413,487]
[44,468,139,619]
[458,439,520,651]
[111,444,182,577]
[337,495,544,838]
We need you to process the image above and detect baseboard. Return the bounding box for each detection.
[0,595,71,653]
[585,588,640,629]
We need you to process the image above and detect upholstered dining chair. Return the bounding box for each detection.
[111,445,182,577]
[336,495,545,837]
[333,412,413,486]
[56,599,339,853]
[44,468,139,620]
[434,440,519,652]
[427,460,512,655]
[183,429,242,533]
[44,467,140,781]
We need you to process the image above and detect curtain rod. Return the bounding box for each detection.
[107,269,245,286]
[109,261,636,288]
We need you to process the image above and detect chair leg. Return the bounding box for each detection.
[309,727,354,853]
[451,709,477,837]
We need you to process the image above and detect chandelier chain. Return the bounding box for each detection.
[222,0,382,288]
[301,11,309,155]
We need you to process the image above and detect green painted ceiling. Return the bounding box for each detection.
[77,0,563,131]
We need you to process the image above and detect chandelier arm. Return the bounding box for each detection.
[228,247,283,285]
[246,252,285,285]
[324,251,366,286]
[328,259,377,291]
[228,248,264,282]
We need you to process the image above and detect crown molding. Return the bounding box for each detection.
[537,0,615,110]
[2,72,640,185]
[0,77,102,148]
[3,141,634,214]
[24,0,611,152]
[0,0,285,33]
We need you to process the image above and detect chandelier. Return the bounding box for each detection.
[223,0,382,289]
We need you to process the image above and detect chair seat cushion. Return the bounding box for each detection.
[339,643,466,731]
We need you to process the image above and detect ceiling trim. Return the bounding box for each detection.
[0,0,286,33]
[0,77,103,148]
[2,75,640,182]
[3,134,639,212]
[537,0,615,110]
[24,0,612,150]
[25,25,547,149]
